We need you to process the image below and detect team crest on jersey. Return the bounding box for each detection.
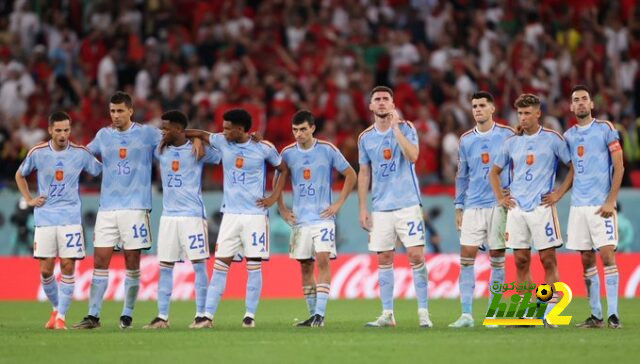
[577,145,585,157]
[119,148,127,159]
[303,168,311,180]
[481,152,490,164]
[55,170,64,181]
[172,160,180,172]
[383,148,392,160]
[526,154,535,165]
[235,156,244,169]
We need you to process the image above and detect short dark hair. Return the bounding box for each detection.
[369,85,394,100]
[471,91,494,103]
[570,85,591,98]
[223,108,252,132]
[514,93,541,109]
[161,110,188,130]
[49,111,71,126]
[110,91,133,108]
[292,110,315,126]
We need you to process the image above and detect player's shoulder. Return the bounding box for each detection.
[594,119,616,131]
[541,127,565,141]
[69,141,93,155]
[317,139,341,153]
[26,141,49,157]
[257,139,277,152]
[399,120,417,130]
[495,123,516,135]
[459,127,476,145]
[357,125,375,143]
[563,125,577,138]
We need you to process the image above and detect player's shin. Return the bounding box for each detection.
[378,264,394,312]
[192,262,208,317]
[488,256,505,314]
[585,266,603,319]
[204,259,230,319]
[412,262,429,310]
[245,261,262,318]
[157,263,173,320]
[88,268,109,317]
[459,257,475,314]
[604,265,619,317]
[122,269,141,317]
[41,274,59,310]
[57,274,75,319]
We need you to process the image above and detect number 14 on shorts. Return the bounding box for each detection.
[252,232,266,252]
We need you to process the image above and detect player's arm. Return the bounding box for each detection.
[598,141,625,218]
[321,165,356,218]
[275,166,296,225]
[390,111,419,162]
[15,169,45,207]
[453,143,469,230]
[542,163,573,206]
[184,129,212,144]
[258,161,289,208]
[357,163,372,231]
[489,164,515,209]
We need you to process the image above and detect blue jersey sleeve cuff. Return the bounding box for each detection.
[454,204,464,210]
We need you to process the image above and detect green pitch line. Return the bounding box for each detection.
[0,298,638,364]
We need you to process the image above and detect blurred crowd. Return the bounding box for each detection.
[1,0,640,189]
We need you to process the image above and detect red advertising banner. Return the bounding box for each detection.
[1,254,639,301]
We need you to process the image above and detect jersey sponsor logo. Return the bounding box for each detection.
[235,156,244,169]
[172,160,180,172]
[577,145,585,157]
[303,168,311,180]
[383,148,392,160]
[526,154,535,165]
[55,170,64,181]
[119,148,127,159]
[481,152,490,164]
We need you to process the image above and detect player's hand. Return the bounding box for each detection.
[498,195,516,209]
[28,196,46,207]
[249,132,263,142]
[388,109,401,130]
[192,138,205,161]
[541,190,561,207]
[321,202,342,218]
[256,195,277,208]
[279,207,297,225]
[596,201,615,218]
[455,209,463,231]
[359,209,372,232]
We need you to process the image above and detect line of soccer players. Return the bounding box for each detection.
[16,84,623,330]
[451,87,623,329]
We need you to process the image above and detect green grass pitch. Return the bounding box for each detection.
[0,298,638,364]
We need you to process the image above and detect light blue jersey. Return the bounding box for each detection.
[208,133,281,215]
[19,141,102,226]
[281,139,351,226]
[564,119,620,206]
[87,122,162,210]
[454,123,515,209]
[358,122,421,212]
[154,140,221,218]
[494,127,571,212]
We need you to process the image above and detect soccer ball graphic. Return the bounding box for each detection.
[536,284,554,302]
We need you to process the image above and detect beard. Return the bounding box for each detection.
[375,112,391,119]
[577,111,591,119]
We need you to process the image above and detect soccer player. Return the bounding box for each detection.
[74,92,202,329]
[564,85,624,329]
[143,111,221,329]
[490,94,573,327]
[278,110,356,327]
[15,111,102,330]
[187,109,288,328]
[358,86,432,328]
[449,92,515,328]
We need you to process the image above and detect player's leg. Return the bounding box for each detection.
[449,245,478,328]
[600,245,621,328]
[54,258,76,330]
[538,247,559,322]
[365,210,397,327]
[39,257,58,329]
[300,260,316,316]
[119,249,141,328]
[487,206,507,316]
[290,226,317,317]
[144,260,174,329]
[241,215,270,327]
[244,258,262,327]
[191,258,209,325]
[313,252,331,326]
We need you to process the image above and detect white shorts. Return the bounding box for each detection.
[289,221,337,260]
[460,206,507,250]
[94,210,153,250]
[505,205,563,251]
[157,216,210,262]
[34,225,85,259]
[369,205,425,252]
[215,213,269,260]
[567,206,618,250]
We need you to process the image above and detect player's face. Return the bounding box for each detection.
[109,102,134,129]
[569,90,594,119]
[516,106,541,131]
[369,91,395,118]
[160,120,182,144]
[49,120,71,148]
[471,98,495,124]
[292,122,315,144]
[222,120,243,142]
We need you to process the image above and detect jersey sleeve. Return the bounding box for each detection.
[605,125,621,153]
[358,135,370,165]
[208,133,222,149]
[493,140,510,169]
[153,145,162,160]
[83,151,103,176]
[453,142,469,209]
[554,135,572,165]
[402,122,419,146]
[331,146,351,172]
[87,129,103,156]
[19,152,36,175]
[202,145,222,165]
[265,143,282,167]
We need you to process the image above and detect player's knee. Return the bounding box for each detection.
[59,259,75,275]
[408,251,424,265]
[377,251,394,265]
[540,256,557,272]
[514,255,529,270]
